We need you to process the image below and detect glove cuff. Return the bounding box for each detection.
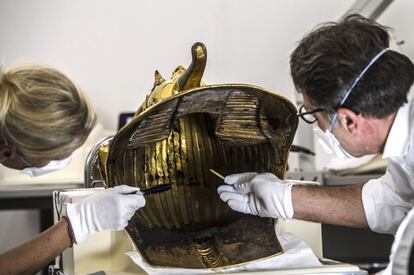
[66,203,90,243]
[283,182,294,219]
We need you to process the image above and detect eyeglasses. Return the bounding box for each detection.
[297,104,325,124]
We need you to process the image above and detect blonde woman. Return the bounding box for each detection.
[0,65,145,274]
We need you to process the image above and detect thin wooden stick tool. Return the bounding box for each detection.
[209,169,224,180]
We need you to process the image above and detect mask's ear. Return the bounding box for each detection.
[337,108,359,134]
[0,144,13,162]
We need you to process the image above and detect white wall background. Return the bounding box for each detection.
[379,0,414,58]
[0,0,352,131]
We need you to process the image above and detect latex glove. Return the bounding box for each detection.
[66,185,145,243]
[217,172,294,219]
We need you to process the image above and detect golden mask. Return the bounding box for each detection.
[95,42,298,269]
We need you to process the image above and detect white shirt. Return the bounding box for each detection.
[362,89,414,234]
[377,206,414,275]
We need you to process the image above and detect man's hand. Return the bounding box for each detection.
[217,172,294,219]
[66,185,145,243]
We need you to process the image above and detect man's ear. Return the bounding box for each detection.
[337,108,360,134]
[0,144,13,162]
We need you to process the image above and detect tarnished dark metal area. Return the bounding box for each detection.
[128,98,179,147]
[99,42,298,269]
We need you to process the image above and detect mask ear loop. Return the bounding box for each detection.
[0,133,32,166]
[328,48,390,132]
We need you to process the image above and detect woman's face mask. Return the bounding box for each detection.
[313,126,356,159]
[20,156,72,177]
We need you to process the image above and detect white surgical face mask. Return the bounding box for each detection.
[20,156,72,177]
[313,126,356,159]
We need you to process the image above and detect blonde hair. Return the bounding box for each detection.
[0,64,97,160]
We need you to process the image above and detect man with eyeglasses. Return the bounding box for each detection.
[218,13,414,255]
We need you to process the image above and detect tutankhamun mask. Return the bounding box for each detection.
[96,42,298,269]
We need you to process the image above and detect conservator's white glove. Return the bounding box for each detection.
[217,172,294,219]
[66,185,145,243]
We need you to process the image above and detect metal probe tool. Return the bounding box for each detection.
[127,183,172,196]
